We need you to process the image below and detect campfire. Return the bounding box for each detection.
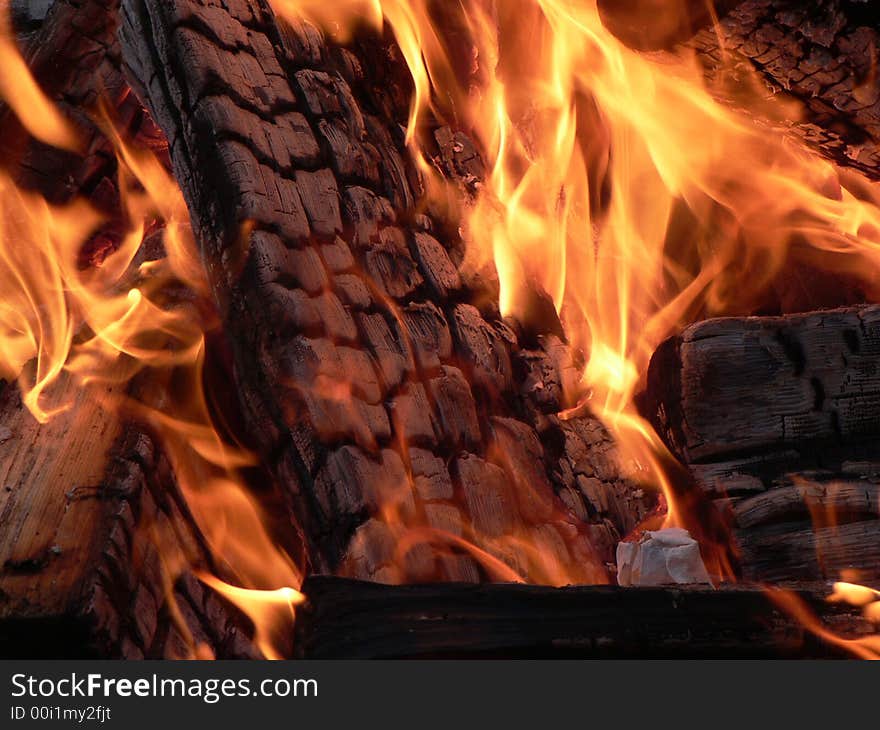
[1,0,880,659]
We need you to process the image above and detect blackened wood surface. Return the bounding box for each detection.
[118,0,656,581]
[293,576,870,658]
[0,0,125,201]
[644,305,880,584]
[737,519,880,584]
[646,305,880,466]
[0,0,253,658]
[0,374,256,659]
[693,0,880,178]
[600,1,880,178]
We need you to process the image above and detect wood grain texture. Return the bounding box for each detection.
[644,305,880,583]
[0,372,123,621]
[737,519,880,584]
[646,305,880,466]
[0,375,257,658]
[733,480,880,529]
[0,0,127,202]
[6,0,880,657]
[0,0,253,658]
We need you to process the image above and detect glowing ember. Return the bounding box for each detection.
[270,0,880,650]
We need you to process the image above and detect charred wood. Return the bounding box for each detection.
[294,576,872,658]
[644,305,880,583]
[691,0,880,178]
[599,0,746,51]
[0,374,256,659]
[118,0,654,579]
[737,519,880,584]
[645,305,880,470]
[0,0,253,658]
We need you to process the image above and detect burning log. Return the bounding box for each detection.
[116,0,656,581]
[644,305,880,584]
[0,0,255,658]
[738,520,880,585]
[691,0,880,178]
[4,0,880,660]
[0,0,129,199]
[0,374,256,659]
[646,305,880,466]
[293,576,872,658]
[598,0,745,51]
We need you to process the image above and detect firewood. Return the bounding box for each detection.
[598,0,745,51]
[117,0,656,579]
[0,0,254,659]
[682,1,880,315]
[0,375,256,659]
[0,0,127,201]
[644,305,880,583]
[691,0,880,179]
[737,519,880,584]
[733,481,880,530]
[645,305,880,470]
[293,576,873,658]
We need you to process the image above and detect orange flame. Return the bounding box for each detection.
[0,20,301,657]
[0,4,79,150]
[272,0,880,560]
[199,575,305,660]
[4,0,880,657]
[769,585,880,660]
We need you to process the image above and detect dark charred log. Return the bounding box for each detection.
[645,305,880,467]
[3,0,880,659]
[0,0,253,659]
[294,576,872,658]
[117,0,655,582]
[644,305,880,584]
[599,0,745,51]
[0,375,257,659]
[692,0,880,179]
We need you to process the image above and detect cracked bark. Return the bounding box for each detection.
[644,304,880,583]
[4,0,880,656]
[117,0,656,582]
[692,0,880,178]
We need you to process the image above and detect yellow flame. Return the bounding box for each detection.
[829,581,880,626]
[273,0,880,552]
[0,17,301,658]
[769,587,880,660]
[0,3,79,150]
[199,575,305,660]
[5,0,880,656]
